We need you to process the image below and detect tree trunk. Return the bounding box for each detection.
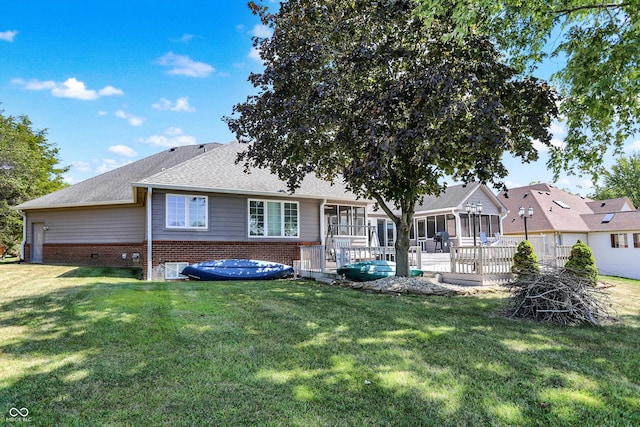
[394,210,414,277]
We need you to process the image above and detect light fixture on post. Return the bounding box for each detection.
[465,202,483,246]
[519,206,534,240]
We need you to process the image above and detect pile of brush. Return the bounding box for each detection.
[506,267,611,326]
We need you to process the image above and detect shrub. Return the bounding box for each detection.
[511,240,539,279]
[565,239,598,286]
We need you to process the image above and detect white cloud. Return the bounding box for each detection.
[51,78,100,100]
[164,126,184,136]
[549,120,567,138]
[71,160,91,172]
[531,139,548,153]
[152,97,195,112]
[0,30,18,42]
[95,158,132,174]
[531,135,564,153]
[108,144,138,157]
[12,78,56,90]
[115,110,144,126]
[156,51,214,77]
[625,139,640,153]
[170,33,194,43]
[172,97,195,112]
[12,77,124,100]
[98,85,124,96]
[98,110,108,116]
[151,98,171,111]
[139,127,196,147]
[248,46,262,62]
[251,24,273,39]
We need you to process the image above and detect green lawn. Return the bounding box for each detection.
[1,264,639,426]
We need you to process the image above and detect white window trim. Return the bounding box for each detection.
[165,262,190,279]
[165,193,208,230]
[248,199,299,238]
[610,233,629,249]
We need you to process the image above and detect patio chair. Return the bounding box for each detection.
[480,232,488,245]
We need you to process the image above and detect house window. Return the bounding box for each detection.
[165,262,189,279]
[610,233,628,248]
[166,194,208,229]
[249,200,299,237]
[634,233,640,248]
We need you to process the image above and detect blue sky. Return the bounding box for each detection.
[1,1,638,195]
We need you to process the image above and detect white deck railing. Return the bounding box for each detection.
[449,244,573,275]
[297,245,422,273]
[297,243,573,278]
[296,245,325,273]
[450,245,517,274]
[335,246,422,268]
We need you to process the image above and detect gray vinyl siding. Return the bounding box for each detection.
[467,188,502,215]
[25,206,145,243]
[152,190,321,242]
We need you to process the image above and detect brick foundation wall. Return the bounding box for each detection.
[25,240,319,279]
[151,240,319,268]
[26,243,145,268]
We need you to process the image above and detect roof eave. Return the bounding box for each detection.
[13,199,137,211]
[132,182,369,203]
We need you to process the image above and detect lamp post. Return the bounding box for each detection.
[519,206,534,240]
[465,202,483,246]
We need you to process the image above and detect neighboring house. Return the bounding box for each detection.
[498,183,640,279]
[14,141,369,279]
[368,182,508,252]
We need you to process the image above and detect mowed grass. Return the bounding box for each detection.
[0,264,638,426]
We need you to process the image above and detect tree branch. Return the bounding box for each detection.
[554,3,630,17]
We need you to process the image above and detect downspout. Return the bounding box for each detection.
[146,187,153,281]
[320,199,327,272]
[18,210,26,261]
[320,199,327,247]
[500,209,509,238]
[451,208,459,247]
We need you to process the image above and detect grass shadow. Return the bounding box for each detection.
[57,266,143,279]
[0,275,638,426]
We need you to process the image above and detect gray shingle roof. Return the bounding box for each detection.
[369,182,506,216]
[414,182,494,212]
[15,143,221,209]
[134,141,360,201]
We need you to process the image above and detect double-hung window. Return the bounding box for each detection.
[166,194,208,229]
[610,233,628,248]
[249,200,299,237]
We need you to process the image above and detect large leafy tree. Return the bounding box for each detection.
[590,153,640,208]
[417,0,640,180]
[0,111,68,256]
[226,0,557,276]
